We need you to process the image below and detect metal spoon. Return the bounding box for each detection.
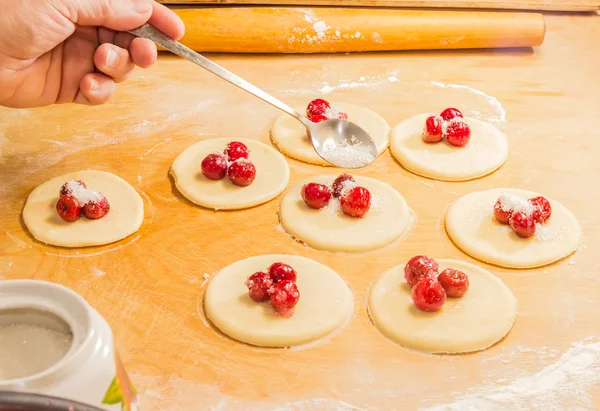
[128,24,377,169]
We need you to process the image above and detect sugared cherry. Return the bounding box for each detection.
[268,262,297,283]
[446,121,471,147]
[82,195,110,219]
[340,186,371,218]
[306,99,331,118]
[301,183,331,209]
[440,108,463,121]
[269,280,300,317]
[56,195,81,222]
[309,115,328,123]
[246,271,273,302]
[224,141,249,162]
[423,116,443,143]
[59,180,86,197]
[438,268,469,298]
[201,153,228,180]
[412,278,446,312]
[530,196,552,224]
[228,160,256,186]
[332,173,356,198]
[494,198,512,224]
[404,255,439,287]
[510,211,536,238]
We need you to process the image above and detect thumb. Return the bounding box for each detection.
[62,0,153,31]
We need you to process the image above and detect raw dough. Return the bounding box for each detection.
[23,170,143,248]
[271,103,390,166]
[389,113,508,181]
[279,174,413,252]
[368,259,517,354]
[446,188,581,268]
[204,254,354,347]
[171,138,290,210]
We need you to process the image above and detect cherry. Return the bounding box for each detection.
[201,153,228,180]
[309,115,328,123]
[530,196,552,224]
[269,280,300,317]
[332,173,356,198]
[340,186,371,218]
[438,268,469,298]
[440,108,463,121]
[301,183,331,209]
[494,198,512,224]
[224,141,249,162]
[412,278,446,312]
[306,98,331,118]
[404,255,439,287]
[228,160,256,186]
[245,271,273,302]
[510,211,536,238]
[59,180,87,197]
[82,195,110,219]
[268,262,297,283]
[422,116,443,143]
[56,195,81,222]
[446,121,471,147]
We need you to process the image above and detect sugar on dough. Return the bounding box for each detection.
[171,138,290,210]
[22,170,144,248]
[389,113,508,181]
[204,254,354,347]
[368,259,518,354]
[271,103,390,166]
[279,174,413,252]
[446,188,581,269]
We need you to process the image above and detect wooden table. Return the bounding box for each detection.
[1,12,599,410]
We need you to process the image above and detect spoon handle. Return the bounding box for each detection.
[128,24,310,127]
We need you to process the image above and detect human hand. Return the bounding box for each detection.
[0,0,185,108]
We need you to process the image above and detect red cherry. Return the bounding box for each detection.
[269,280,300,317]
[331,173,356,198]
[224,141,249,162]
[82,195,110,220]
[301,183,331,209]
[510,211,536,238]
[245,271,273,302]
[404,255,439,287]
[268,262,297,283]
[201,153,228,180]
[412,278,446,312]
[306,99,331,118]
[309,115,328,123]
[56,195,81,222]
[228,160,256,186]
[529,196,552,224]
[446,121,471,147]
[59,180,87,197]
[440,108,463,121]
[438,268,469,298]
[340,186,371,218]
[422,116,443,143]
[494,198,513,224]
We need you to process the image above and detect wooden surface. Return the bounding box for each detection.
[169,8,546,52]
[1,12,600,411]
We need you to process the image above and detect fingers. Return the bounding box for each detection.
[129,38,157,69]
[94,43,135,82]
[75,73,116,105]
[148,3,185,40]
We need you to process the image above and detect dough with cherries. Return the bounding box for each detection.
[204,254,354,347]
[446,188,581,268]
[171,138,290,210]
[368,259,517,354]
[389,114,508,181]
[279,174,413,252]
[271,103,390,166]
[23,170,143,248]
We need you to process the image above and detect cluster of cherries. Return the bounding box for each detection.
[56,180,110,222]
[245,262,300,318]
[493,194,552,238]
[404,256,470,312]
[306,98,348,123]
[201,141,256,186]
[422,108,471,147]
[301,173,371,218]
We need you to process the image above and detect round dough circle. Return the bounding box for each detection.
[204,254,354,347]
[445,188,581,269]
[368,259,517,354]
[23,170,144,248]
[170,138,290,210]
[271,103,390,166]
[279,174,413,252]
[389,113,508,181]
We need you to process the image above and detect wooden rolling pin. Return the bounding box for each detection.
[168,7,546,53]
